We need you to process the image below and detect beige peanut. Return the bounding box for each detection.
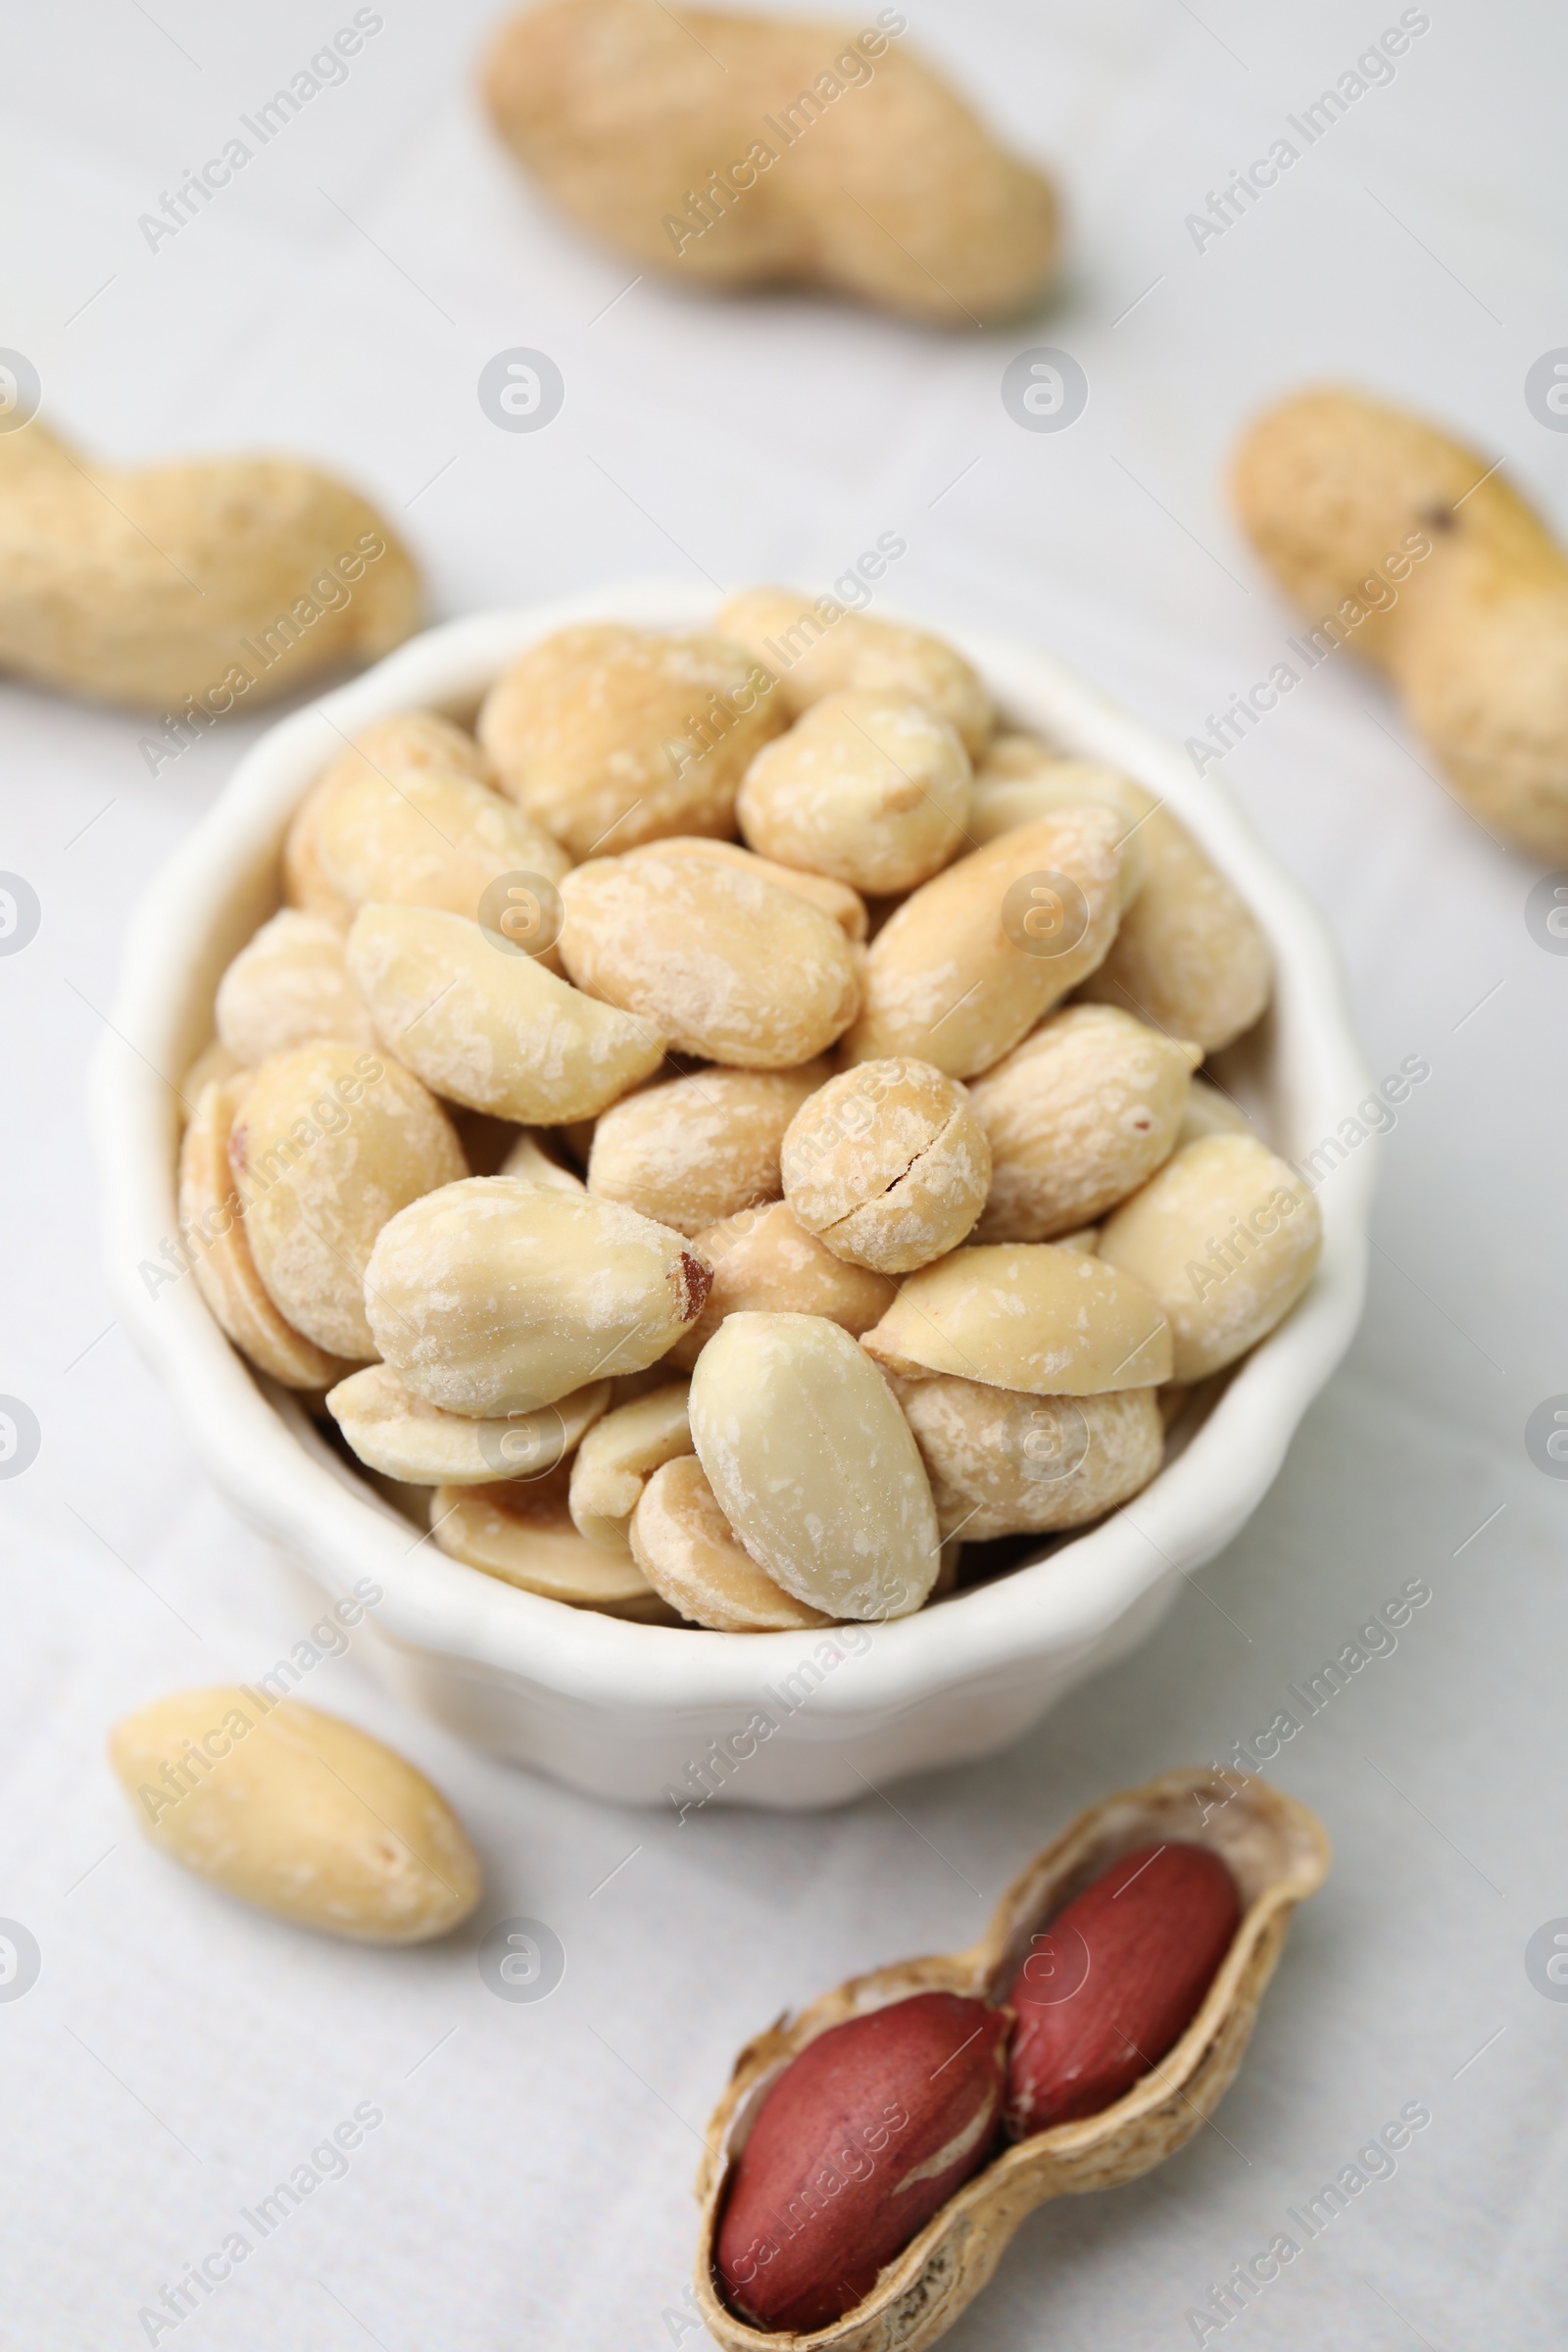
[689,1311,940,1620]
[285,712,496,923]
[483,2,1059,329]
[588,1061,828,1236]
[568,1382,694,1549]
[667,1200,897,1370]
[311,763,569,926]
[1098,1135,1322,1381]
[109,1689,480,1942]
[838,808,1125,1078]
[718,588,993,753]
[326,1361,612,1485]
[347,903,665,1124]
[364,1177,711,1415]
[430,1467,674,1616]
[215,909,375,1066]
[631,1456,834,1632]
[559,842,860,1067]
[969,1005,1200,1243]
[0,421,418,710]
[738,691,973,894]
[780,1057,991,1273]
[231,1043,466,1362]
[860,1242,1172,1393]
[478,624,785,858]
[657,836,868,938]
[178,1074,355,1390]
[891,1372,1164,1540]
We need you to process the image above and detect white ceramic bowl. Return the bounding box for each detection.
[92,582,1373,1811]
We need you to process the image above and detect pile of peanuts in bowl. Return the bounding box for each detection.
[179,592,1321,1635]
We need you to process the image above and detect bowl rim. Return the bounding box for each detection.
[90,579,1374,1725]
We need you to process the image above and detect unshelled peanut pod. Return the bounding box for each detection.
[109,1689,481,1943]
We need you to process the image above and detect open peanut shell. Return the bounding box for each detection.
[693,1766,1330,2352]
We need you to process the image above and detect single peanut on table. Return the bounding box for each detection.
[110,1689,481,1943]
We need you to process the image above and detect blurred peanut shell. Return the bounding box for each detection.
[630,1456,833,1632]
[860,1243,1171,1394]
[232,1043,465,1362]
[110,1688,480,1943]
[560,843,859,1067]
[969,1004,1200,1242]
[477,623,785,858]
[1098,1135,1321,1381]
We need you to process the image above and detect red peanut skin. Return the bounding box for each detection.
[1004,1841,1241,2137]
[716,1990,1010,2333]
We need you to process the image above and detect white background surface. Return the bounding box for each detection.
[1,2,1564,2347]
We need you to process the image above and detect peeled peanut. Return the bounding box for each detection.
[327,1361,611,1486]
[312,763,569,925]
[1098,1135,1321,1381]
[568,1382,693,1549]
[0,422,418,711]
[215,909,375,1066]
[658,836,867,939]
[970,1004,1200,1243]
[1178,1075,1253,1149]
[588,1061,827,1237]
[285,712,495,921]
[892,1373,1164,1540]
[631,1456,833,1631]
[178,1074,354,1389]
[232,1044,466,1362]
[109,1689,480,1943]
[182,1038,244,1110]
[668,1200,897,1371]
[365,1177,711,1415]
[719,589,993,753]
[838,808,1124,1079]
[738,691,972,894]
[861,1243,1171,1394]
[973,741,1271,1051]
[689,1312,939,1620]
[500,1129,588,1191]
[477,624,785,858]
[560,843,859,1067]
[1233,386,1568,860]
[430,1467,672,1616]
[780,1058,990,1274]
[347,903,664,1123]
